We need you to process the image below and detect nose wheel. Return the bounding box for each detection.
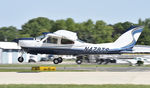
[18,57,24,63]
[18,49,24,63]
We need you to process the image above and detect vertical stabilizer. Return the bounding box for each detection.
[113,26,144,50]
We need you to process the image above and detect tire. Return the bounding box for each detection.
[58,57,63,63]
[53,58,59,64]
[18,57,24,63]
[76,59,82,64]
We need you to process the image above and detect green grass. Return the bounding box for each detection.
[0,64,149,72]
[0,69,91,72]
[0,84,150,88]
[0,69,36,72]
[0,64,131,67]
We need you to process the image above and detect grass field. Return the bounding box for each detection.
[0,64,131,72]
[0,63,150,72]
[0,64,133,67]
[0,84,150,88]
[0,63,150,67]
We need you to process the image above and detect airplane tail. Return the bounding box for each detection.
[113,26,144,51]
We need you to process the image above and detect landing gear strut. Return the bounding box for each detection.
[53,57,63,64]
[18,49,24,63]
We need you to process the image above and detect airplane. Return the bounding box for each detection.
[16,26,144,64]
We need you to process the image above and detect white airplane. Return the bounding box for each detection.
[17,26,144,64]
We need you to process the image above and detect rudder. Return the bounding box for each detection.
[113,26,144,50]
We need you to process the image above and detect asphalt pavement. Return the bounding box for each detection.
[0,72,150,84]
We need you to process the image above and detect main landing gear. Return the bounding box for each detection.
[76,56,83,64]
[18,50,24,63]
[53,57,63,64]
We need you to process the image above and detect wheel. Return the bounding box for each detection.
[76,59,83,64]
[58,57,63,63]
[18,57,24,63]
[53,58,59,64]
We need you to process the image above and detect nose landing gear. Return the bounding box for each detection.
[18,57,24,63]
[18,49,24,63]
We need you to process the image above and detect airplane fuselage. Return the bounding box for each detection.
[20,40,122,55]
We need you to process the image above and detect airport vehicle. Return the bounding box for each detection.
[17,26,144,64]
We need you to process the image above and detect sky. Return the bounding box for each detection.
[0,0,150,29]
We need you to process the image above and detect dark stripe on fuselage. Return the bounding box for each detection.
[22,47,121,55]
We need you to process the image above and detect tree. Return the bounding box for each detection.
[137,26,150,45]
[76,19,95,43]
[65,18,76,31]
[92,20,114,43]
[51,19,67,32]
[138,18,143,26]
[113,22,134,41]
[0,26,18,41]
[22,17,54,37]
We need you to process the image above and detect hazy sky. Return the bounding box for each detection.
[0,0,150,29]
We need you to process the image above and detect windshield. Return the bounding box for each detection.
[36,35,45,40]
[43,37,58,44]
[77,39,85,43]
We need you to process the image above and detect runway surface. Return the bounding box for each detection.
[1,72,150,84]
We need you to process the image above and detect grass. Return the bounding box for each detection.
[0,84,150,88]
[0,64,131,67]
[0,69,91,72]
[0,69,35,72]
[0,63,149,72]
[1,63,150,68]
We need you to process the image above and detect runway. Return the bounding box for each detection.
[1,72,150,84]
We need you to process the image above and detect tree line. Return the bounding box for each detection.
[0,17,150,45]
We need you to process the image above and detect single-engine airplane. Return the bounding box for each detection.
[16,26,144,64]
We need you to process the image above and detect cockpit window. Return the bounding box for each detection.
[44,37,58,44]
[77,39,85,43]
[61,38,74,44]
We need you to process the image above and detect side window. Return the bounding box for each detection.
[44,37,58,44]
[61,38,74,44]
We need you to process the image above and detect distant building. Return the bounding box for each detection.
[0,42,41,64]
[132,45,150,53]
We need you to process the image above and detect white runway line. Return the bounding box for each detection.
[0,72,150,84]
